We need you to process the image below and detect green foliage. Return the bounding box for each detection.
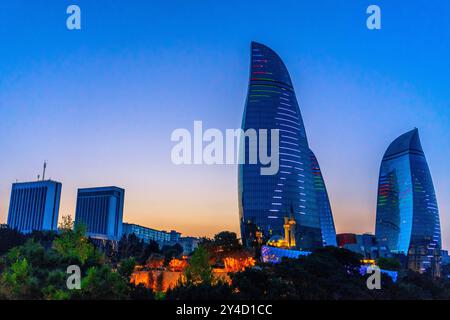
[0,240,67,299]
[229,268,272,299]
[71,265,129,300]
[1,226,450,300]
[230,247,390,300]
[377,257,402,271]
[390,270,450,299]
[118,257,136,280]
[0,216,145,300]
[199,231,248,268]
[29,230,58,249]
[118,234,145,261]
[183,246,212,286]
[154,291,166,300]
[201,231,242,255]
[0,227,26,256]
[162,243,183,265]
[230,248,450,300]
[0,257,38,299]
[212,231,242,252]
[117,234,161,265]
[53,221,101,266]
[41,270,70,300]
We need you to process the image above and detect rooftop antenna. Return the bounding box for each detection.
[42,161,47,181]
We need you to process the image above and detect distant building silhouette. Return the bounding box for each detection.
[122,223,199,254]
[375,129,441,276]
[75,186,124,241]
[337,233,390,260]
[336,233,358,248]
[7,180,62,233]
[178,236,201,255]
[122,223,180,245]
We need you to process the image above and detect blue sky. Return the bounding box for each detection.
[0,0,449,247]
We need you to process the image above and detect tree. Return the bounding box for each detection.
[117,234,145,261]
[230,268,272,300]
[232,247,383,300]
[377,257,401,271]
[183,246,212,286]
[2,224,450,300]
[72,265,129,300]
[138,240,161,265]
[118,257,136,280]
[53,218,101,266]
[213,231,242,252]
[0,257,38,299]
[0,227,26,256]
[162,243,183,265]
[199,231,247,268]
[0,218,158,300]
[0,240,62,299]
[29,230,58,250]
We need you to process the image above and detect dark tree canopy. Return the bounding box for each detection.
[1,227,449,300]
[0,227,26,256]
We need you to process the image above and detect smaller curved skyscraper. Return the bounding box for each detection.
[310,149,337,247]
[375,129,441,275]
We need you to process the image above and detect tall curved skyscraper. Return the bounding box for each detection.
[310,149,337,247]
[238,42,336,250]
[375,129,441,275]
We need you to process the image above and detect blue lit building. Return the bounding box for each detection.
[178,236,201,255]
[359,265,398,283]
[75,186,124,241]
[7,180,62,233]
[239,42,335,251]
[122,222,180,245]
[441,250,450,266]
[261,245,310,264]
[310,149,337,247]
[337,233,391,259]
[375,129,441,275]
[122,223,199,254]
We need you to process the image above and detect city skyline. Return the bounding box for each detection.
[0,1,449,248]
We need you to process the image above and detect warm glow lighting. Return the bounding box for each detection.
[361,259,376,265]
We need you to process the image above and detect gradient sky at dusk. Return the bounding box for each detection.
[0,1,449,247]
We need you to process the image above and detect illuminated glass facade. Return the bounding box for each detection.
[7,180,62,233]
[310,149,337,247]
[239,42,334,251]
[75,186,124,241]
[375,129,441,274]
